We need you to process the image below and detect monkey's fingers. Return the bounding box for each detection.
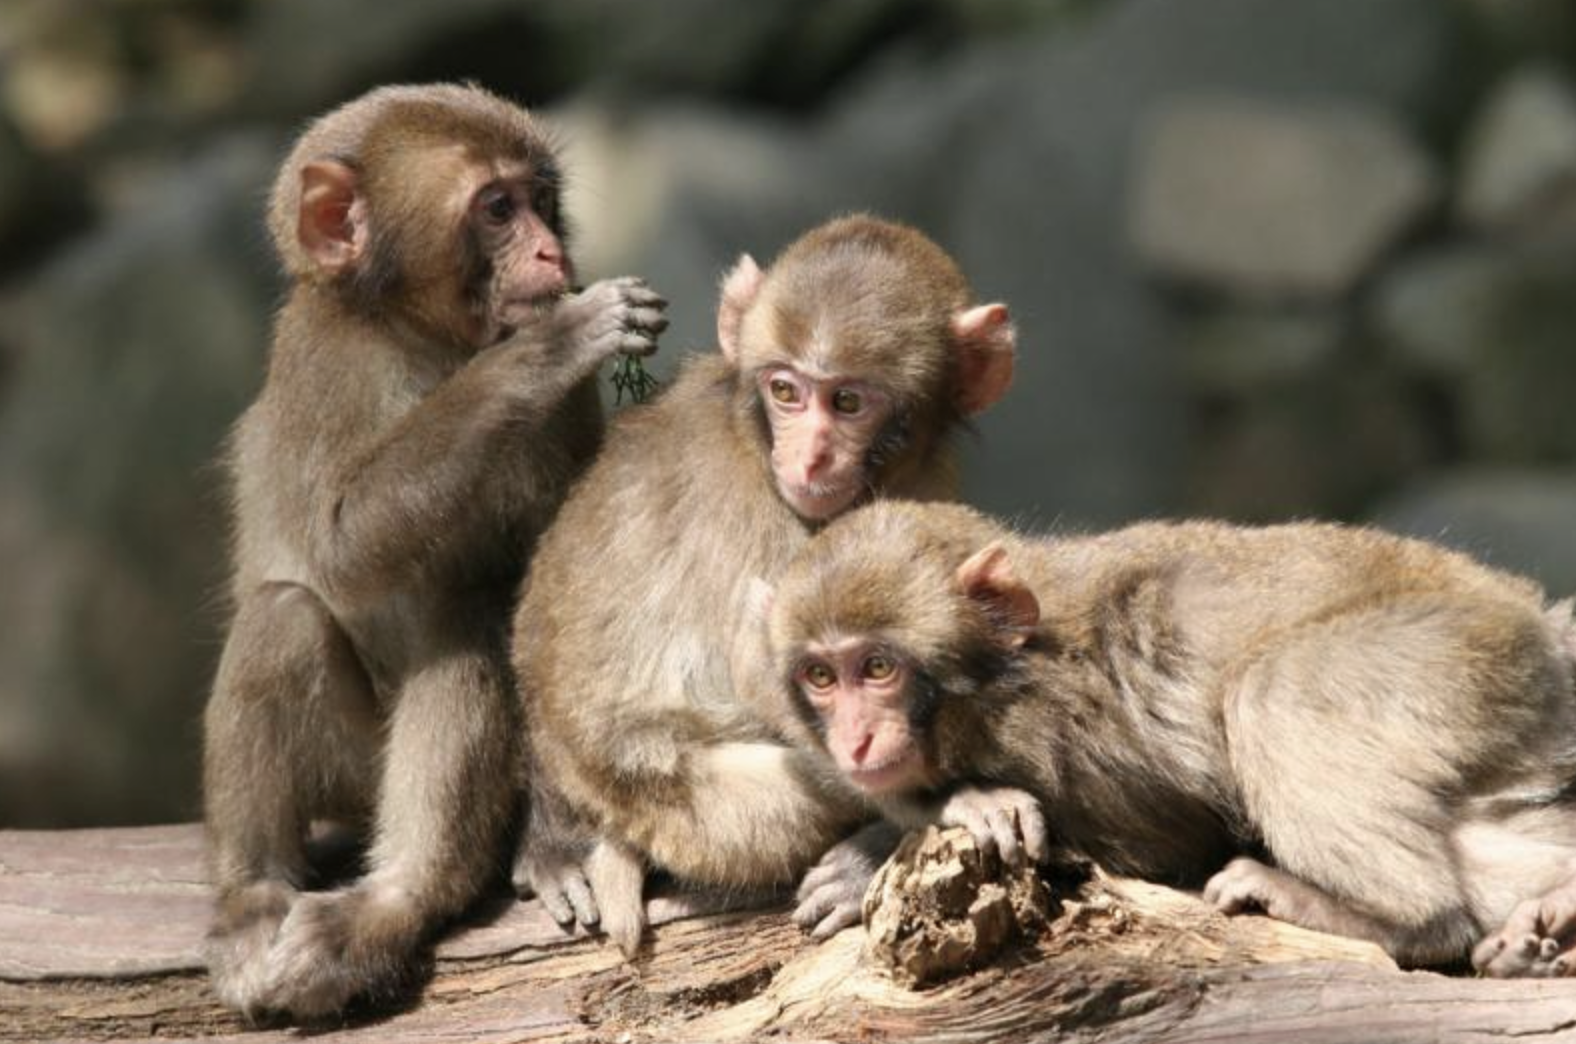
[609,278,667,310]
[626,307,669,336]
[792,874,864,939]
[809,902,863,940]
[986,806,1024,867]
[942,802,997,859]
[792,873,848,926]
[561,872,600,928]
[537,873,600,930]
[617,333,661,358]
[1017,802,1050,864]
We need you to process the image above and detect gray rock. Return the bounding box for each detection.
[1373,470,1576,594]
[0,134,277,826]
[1457,65,1576,235]
[1368,246,1513,378]
[1182,309,1343,395]
[1368,240,1576,462]
[1130,95,1439,299]
[1187,368,1441,524]
[550,99,824,379]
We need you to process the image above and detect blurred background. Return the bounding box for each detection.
[2,0,1575,828]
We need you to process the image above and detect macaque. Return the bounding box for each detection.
[202,83,666,1020]
[511,215,1016,956]
[759,500,1576,975]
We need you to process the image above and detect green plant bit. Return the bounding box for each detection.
[611,353,660,405]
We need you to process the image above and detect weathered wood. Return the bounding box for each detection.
[3,824,1576,1043]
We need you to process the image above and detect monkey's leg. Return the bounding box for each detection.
[1217,605,1502,965]
[257,647,516,1020]
[632,742,863,885]
[1203,856,1439,946]
[591,741,861,953]
[203,583,378,1018]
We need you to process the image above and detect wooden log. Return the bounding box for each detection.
[3,824,1575,1043]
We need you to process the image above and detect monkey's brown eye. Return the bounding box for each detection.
[770,378,799,405]
[478,187,516,225]
[831,388,863,414]
[863,654,895,681]
[803,662,836,690]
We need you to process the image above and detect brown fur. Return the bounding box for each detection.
[765,501,1576,971]
[512,215,1015,957]
[203,83,665,1021]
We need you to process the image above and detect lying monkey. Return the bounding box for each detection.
[755,499,1576,977]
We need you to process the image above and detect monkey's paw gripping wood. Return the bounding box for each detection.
[7,826,1576,1043]
[862,825,1065,986]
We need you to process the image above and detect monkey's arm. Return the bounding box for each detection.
[313,279,664,598]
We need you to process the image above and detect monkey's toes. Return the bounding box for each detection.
[1474,890,1576,977]
[1203,857,1274,915]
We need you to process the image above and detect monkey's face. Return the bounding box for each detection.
[756,366,895,520]
[466,164,573,340]
[790,637,928,794]
[768,501,1042,798]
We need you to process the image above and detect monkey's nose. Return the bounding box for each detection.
[850,732,874,765]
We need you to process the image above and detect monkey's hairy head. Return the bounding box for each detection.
[765,501,1029,743]
[741,215,974,413]
[269,84,557,278]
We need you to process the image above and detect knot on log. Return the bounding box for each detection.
[861,825,1087,987]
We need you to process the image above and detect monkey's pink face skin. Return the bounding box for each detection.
[797,639,927,795]
[471,176,572,329]
[760,369,892,521]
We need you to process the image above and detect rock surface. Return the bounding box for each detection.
[1130,95,1438,298]
[1457,65,1576,234]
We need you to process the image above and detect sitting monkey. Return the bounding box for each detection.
[757,500,1576,977]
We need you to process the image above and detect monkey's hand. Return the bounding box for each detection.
[793,819,904,939]
[937,785,1048,868]
[554,276,667,370]
[513,842,600,931]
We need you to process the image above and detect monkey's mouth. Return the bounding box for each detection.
[782,481,861,521]
[843,750,924,795]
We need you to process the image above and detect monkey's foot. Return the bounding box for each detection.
[513,843,600,931]
[1473,882,1576,978]
[794,820,904,939]
[252,885,427,1021]
[205,880,295,1020]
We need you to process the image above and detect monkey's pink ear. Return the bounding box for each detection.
[955,542,1039,648]
[718,254,765,362]
[950,303,1016,415]
[298,160,365,275]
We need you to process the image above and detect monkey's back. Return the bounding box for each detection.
[1027,519,1576,856]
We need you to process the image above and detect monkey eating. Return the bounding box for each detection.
[758,500,1576,976]
[511,215,1017,957]
[202,83,666,1021]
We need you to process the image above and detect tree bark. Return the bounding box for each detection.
[2,824,1574,1043]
